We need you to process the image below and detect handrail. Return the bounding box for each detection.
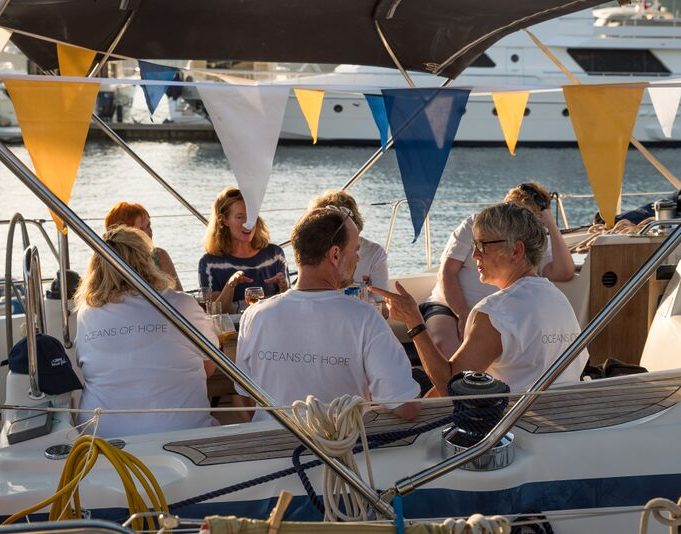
[0,141,395,520]
[22,246,46,399]
[4,213,30,355]
[58,231,72,348]
[386,223,681,499]
[637,219,681,236]
[4,215,61,354]
[0,217,60,260]
[384,199,432,270]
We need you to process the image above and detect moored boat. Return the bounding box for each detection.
[3,1,681,533]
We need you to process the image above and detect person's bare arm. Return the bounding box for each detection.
[215,270,254,312]
[539,210,574,282]
[156,247,183,291]
[391,401,420,420]
[439,258,470,340]
[203,359,216,377]
[371,282,502,395]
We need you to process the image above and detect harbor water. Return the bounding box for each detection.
[0,140,677,289]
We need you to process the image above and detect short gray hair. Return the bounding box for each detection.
[473,202,546,268]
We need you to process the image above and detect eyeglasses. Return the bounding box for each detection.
[324,205,352,247]
[472,239,506,255]
[519,183,548,211]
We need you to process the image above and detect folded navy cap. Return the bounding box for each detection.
[8,334,82,395]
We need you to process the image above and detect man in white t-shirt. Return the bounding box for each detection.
[236,206,420,422]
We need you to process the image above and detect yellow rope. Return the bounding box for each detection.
[2,435,168,530]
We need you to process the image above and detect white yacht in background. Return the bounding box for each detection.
[278,1,681,143]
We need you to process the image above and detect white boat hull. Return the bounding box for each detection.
[2,370,681,534]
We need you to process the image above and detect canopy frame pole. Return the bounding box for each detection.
[524,28,681,190]
[0,141,395,521]
[77,4,209,226]
[91,115,208,225]
[87,7,137,78]
[373,21,415,88]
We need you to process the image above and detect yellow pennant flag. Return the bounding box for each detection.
[492,91,529,156]
[57,43,96,76]
[563,85,643,227]
[5,80,100,233]
[294,89,324,144]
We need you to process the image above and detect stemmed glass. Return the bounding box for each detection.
[244,286,265,306]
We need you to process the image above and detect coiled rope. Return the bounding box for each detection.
[640,496,681,534]
[290,395,373,521]
[2,431,168,530]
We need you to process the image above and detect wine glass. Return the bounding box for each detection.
[244,286,265,306]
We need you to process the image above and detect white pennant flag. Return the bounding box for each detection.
[648,80,681,138]
[198,85,289,228]
[0,28,12,52]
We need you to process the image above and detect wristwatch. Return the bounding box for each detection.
[406,323,427,339]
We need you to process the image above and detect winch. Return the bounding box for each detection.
[441,371,514,471]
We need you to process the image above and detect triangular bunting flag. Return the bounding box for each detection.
[139,60,180,116]
[365,94,390,150]
[0,28,12,53]
[492,91,529,156]
[648,80,681,138]
[198,85,289,229]
[5,80,100,233]
[57,43,96,77]
[563,85,643,227]
[382,88,470,241]
[294,89,324,144]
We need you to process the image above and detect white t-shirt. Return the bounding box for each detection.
[355,236,389,292]
[75,291,217,437]
[467,276,588,392]
[430,214,553,308]
[236,289,419,422]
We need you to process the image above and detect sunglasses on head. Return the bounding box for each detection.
[519,183,548,211]
[323,205,352,247]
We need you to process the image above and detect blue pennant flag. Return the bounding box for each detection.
[364,94,389,150]
[382,88,470,241]
[139,60,179,116]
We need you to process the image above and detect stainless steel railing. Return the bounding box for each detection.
[22,246,46,399]
[384,224,681,500]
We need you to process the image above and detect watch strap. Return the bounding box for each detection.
[406,323,427,339]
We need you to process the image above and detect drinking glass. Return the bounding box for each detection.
[195,286,211,309]
[207,300,222,316]
[244,286,265,306]
[211,313,237,348]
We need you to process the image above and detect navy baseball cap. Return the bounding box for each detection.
[8,334,82,395]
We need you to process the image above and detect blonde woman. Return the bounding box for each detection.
[104,201,182,290]
[74,226,216,438]
[199,187,289,312]
[423,182,574,356]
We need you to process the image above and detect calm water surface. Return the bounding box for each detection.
[0,141,677,289]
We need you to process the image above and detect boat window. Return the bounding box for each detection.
[567,48,670,76]
[469,53,495,68]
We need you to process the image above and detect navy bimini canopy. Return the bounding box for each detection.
[1,0,612,78]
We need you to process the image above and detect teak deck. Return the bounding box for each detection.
[164,372,681,466]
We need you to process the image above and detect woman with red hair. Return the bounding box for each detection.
[104,202,183,290]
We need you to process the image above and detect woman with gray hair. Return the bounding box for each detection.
[372,203,588,394]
